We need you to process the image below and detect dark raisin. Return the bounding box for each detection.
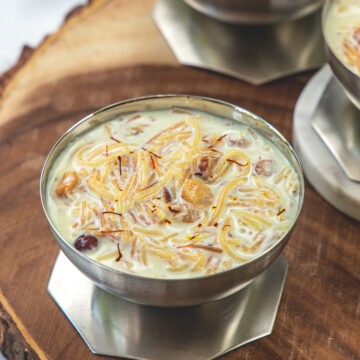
[74,234,98,251]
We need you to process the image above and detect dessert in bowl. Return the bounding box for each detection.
[40,95,304,306]
[323,0,360,109]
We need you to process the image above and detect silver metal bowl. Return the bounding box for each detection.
[40,95,304,307]
[322,0,360,110]
[183,0,323,24]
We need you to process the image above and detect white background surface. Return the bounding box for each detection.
[0,0,86,74]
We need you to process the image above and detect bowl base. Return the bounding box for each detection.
[153,0,325,85]
[48,251,287,359]
[293,65,360,221]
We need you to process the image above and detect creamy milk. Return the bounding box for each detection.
[325,0,360,74]
[46,108,300,278]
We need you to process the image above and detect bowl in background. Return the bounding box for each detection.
[40,95,304,307]
[322,0,360,110]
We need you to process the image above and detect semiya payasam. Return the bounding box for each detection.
[325,0,360,75]
[46,108,300,278]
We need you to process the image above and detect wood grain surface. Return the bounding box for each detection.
[0,0,359,359]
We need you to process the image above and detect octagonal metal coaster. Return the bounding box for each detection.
[293,65,360,221]
[153,0,326,85]
[48,251,287,360]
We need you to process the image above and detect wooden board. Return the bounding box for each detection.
[0,0,359,359]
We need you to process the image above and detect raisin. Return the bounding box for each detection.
[74,234,98,251]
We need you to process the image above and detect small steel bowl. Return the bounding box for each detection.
[40,95,304,307]
[183,0,323,24]
[322,0,360,110]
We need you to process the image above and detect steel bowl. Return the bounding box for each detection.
[183,0,323,24]
[322,0,360,110]
[40,95,304,307]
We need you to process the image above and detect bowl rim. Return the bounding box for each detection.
[183,0,323,25]
[322,0,360,79]
[40,94,305,282]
